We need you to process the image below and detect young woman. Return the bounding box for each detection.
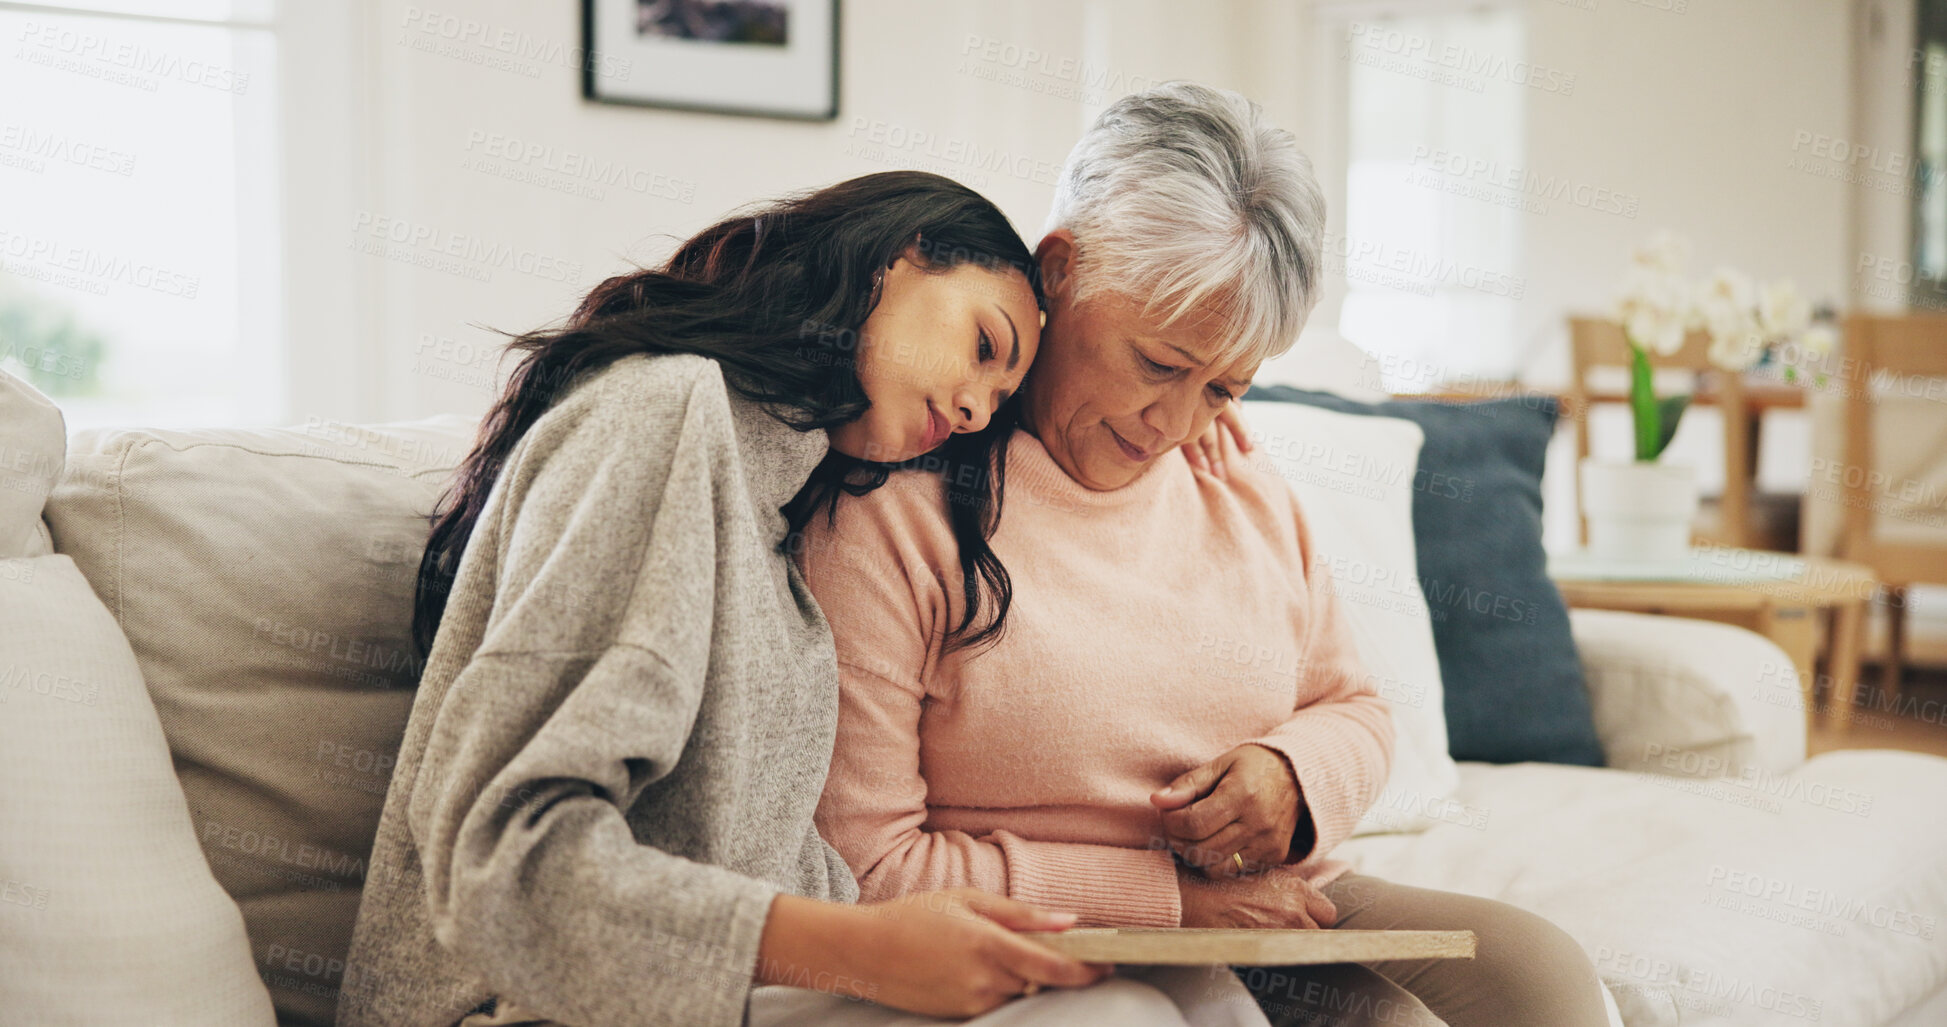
[336,171,1211,1027]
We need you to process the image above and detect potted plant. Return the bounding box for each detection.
[1582,232,1836,563]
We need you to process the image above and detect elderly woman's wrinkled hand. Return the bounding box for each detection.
[1180,399,1253,480]
[1151,743,1306,879]
[1175,863,1339,930]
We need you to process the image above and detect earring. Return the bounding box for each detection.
[1039,309,1049,328]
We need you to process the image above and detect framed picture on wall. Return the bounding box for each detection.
[582,0,838,120]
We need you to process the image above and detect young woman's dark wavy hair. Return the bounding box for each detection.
[410,170,1036,661]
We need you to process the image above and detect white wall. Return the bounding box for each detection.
[1272,0,1858,554]
[1525,0,1853,548]
[309,0,1860,409]
[275,0,1944,658]
[294,0,1320,425]
[1520,0,1853,388]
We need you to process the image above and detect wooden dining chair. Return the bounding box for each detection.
[1566,317,1755,548]
[1835,314,1947,695]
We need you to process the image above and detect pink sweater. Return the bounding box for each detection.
[796,429,1394,928]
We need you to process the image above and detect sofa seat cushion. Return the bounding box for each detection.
[1335,753,1947,1026]
[42,414,475,1027]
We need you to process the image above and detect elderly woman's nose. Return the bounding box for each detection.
[1143,391,1200,444]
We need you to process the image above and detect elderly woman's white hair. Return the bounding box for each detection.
[1045,81,1327,366]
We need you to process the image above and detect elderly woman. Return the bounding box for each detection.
[798,84,1613,1027]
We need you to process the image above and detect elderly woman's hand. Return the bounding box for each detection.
[1180,399,1252,480]
[1176,864,1338,930]
[1151,743,1310,879]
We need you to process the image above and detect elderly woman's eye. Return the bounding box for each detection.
[1139,353,1174,376]
[1209,383,1234,402]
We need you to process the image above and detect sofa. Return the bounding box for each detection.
[5,362,1947,1027]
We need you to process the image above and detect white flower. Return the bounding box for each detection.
[1616,257,1692,355]
[1692,266,1765,369]
[1617,233,1689,315]
[1613,240,1833,382]
[1694,292,1748,346]
[1631,229,1691,276]
[1696,266,1755,318]
[1802,322,1837,357]
[1758,278,1812,339]
[1626,308,1687,356]
[1706,321,1767,372]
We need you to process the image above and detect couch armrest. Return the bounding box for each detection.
[1570,608,1808,777]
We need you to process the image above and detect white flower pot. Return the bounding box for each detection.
[1579,459,1699,564]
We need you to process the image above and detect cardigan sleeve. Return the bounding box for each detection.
[404,367,785,1027]
[1249,488,1396,867]
[797,481,1183,929]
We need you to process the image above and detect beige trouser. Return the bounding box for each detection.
[1238,872,1615,1027]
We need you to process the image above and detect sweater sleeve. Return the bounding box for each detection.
[404,368,782,1027]
[1249,491,1396,868]
[798,483,1181,929]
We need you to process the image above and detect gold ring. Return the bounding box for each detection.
[1022,981,1040,997]
[1233,852,1245,871]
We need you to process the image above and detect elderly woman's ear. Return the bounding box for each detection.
[1033,230,1076,303]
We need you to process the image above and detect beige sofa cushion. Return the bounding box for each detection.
[1238,399,1460,836]
[1,554,275,1025]
[0,368,63,559]
[43,414,475,1027]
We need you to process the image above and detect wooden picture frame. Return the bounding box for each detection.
[581,0,839,120]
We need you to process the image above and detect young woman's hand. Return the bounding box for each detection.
[1176,864,1338,930]
[1181,400,1253,480]
[759,889,1110,1019]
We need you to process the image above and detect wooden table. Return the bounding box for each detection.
[1420,367,1810,550]
[1562,377,1809,419]
[1550,550,1879,722]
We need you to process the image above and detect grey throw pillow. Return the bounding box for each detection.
[1248,387,1602,766]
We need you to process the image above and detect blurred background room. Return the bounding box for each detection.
[20,5,1947,1026]
[3,0,1944,746]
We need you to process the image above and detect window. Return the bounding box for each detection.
[1914,0,1947,301]
[0,0,279,429]
[1326,3,1527,391]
